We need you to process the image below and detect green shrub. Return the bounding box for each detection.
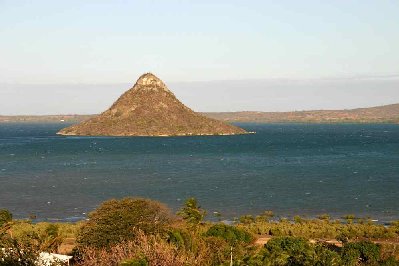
[167,228,193,250]
[380,256,399,266]
[317,214,331,221]
[77,197,172,248]
[264,236,315,265]
[313,244,342,266]
[120,257,149,266]
[239,215,255,224]
[204,224,253,246]
[341,246,361,265]
[391,221,399,234]
[342,241,381,265]
[343,214,357,224]
[0,209,12,226]
[177,197,206,227]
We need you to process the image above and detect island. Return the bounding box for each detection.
[56,73,247,136]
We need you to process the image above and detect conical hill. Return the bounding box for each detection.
[57,73,247,136]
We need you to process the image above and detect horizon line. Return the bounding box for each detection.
[1,102,398,117]
[1,73,399,86]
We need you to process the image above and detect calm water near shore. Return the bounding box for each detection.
[0,123,398,222]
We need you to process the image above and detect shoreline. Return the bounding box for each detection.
[16,212,397,225]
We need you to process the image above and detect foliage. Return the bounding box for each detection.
[342,241,381,265]
[380,256,399,266]
[313,243,342,266]
[77,197,172,248]
[246,238,397,266]
[264,236,314,265]
[391,220,399,234]
[0,209,12,227]
[0,226,40,266]
[343,214,357,224]
[166,228,193,250]
[241,215,396,240]
[76,231,205,266]
[3,197,399,265]
[119,257,149,266]
[317,214,331,221]
[176,197,206,227]
[204,224,253,246]
[294,216,304,224]
[246,236,313,265]
[1,222,77,265]
[5,220,77,253]
[240,215,255,224]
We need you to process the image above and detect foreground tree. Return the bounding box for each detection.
[341,241,381,265]
[0,224,40,266]
[204,224,253,246]
[77,197,172,248]
[177,197,206,227]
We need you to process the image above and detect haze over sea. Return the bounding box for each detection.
[0,123,398,223]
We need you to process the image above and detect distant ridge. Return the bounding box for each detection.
[204,103,399,124]
[56,73,247,136]
[1,104,399,125]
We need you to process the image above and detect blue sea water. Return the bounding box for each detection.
[0,123,398,222]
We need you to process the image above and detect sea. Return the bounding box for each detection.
[0,123,398,223]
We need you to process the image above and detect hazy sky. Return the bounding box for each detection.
[1,1,398,114]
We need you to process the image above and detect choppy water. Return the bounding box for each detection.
[0,123,398,222]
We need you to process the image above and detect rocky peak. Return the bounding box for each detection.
[135,73,170,93]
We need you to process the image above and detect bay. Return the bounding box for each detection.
[0,123,398,222]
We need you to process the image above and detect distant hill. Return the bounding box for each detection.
[56,73,247,136]
[1,104,398,125]
[0,115,93,123]
[204,104,399,124]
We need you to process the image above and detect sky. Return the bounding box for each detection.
[0,0,398,114]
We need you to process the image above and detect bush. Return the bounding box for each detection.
[264,236,314,265]
[0,233,40,266]
[167,228,193,250]
[313,244,342,266]
[177,198,206,227]
[120,257,149,266]
[77,231,200,266]
[0,209,12,226]
[77,197,172,248]
[239,215,255,224]
[342,241,381,265]
[380,256,399,266]
[204,224,253,246]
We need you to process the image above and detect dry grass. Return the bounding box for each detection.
[77,231,211,266]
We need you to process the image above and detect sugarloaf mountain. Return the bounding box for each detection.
[58,73,247,136]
